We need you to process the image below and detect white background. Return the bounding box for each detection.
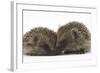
[0,0,100,73]
[23,5,93,63]
[23,10,91,33]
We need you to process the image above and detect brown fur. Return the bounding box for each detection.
[56,21,91,54]
[23,27,57,56]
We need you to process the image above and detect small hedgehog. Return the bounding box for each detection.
[23,27,57,56]
[55,21,91,54]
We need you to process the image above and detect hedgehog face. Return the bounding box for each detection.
[56,28,91,54]
[23,32,54,56]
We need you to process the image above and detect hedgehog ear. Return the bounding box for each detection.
[71,28,80,39]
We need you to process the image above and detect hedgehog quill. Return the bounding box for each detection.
[23,21,91,56]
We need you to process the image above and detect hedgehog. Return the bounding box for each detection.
[55,21,91,55]
[23,27,57,56]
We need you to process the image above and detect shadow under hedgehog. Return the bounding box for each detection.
[55,21,91,55]
[23,27,57,56]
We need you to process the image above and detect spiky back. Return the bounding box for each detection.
[23,27,57,51]
[57,21,91,40]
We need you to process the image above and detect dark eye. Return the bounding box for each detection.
[27,43,33,46]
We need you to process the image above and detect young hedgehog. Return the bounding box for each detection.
[55,21,91,55]
[23,27,57,56]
